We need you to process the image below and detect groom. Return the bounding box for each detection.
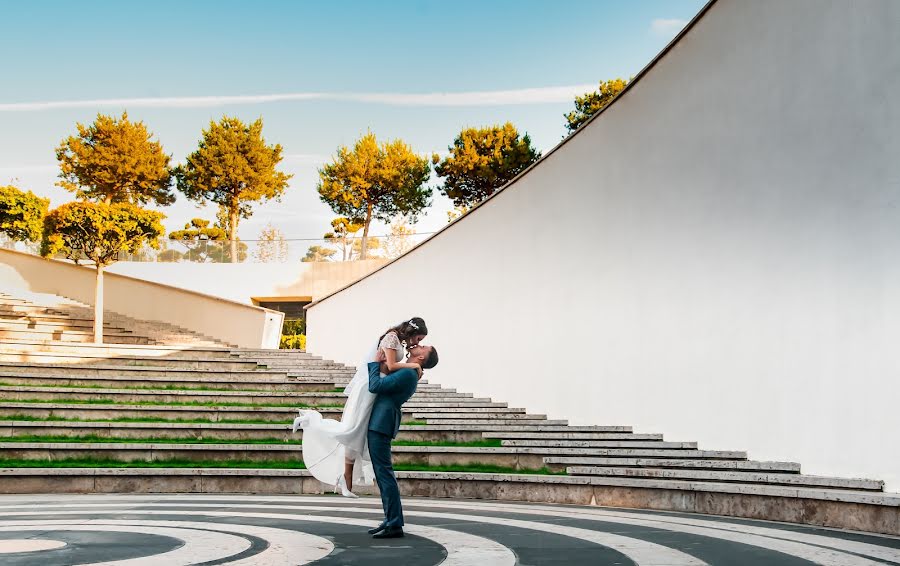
[366,344,438,539]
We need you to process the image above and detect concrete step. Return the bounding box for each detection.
[0,363,291,380]
[412,412,535,420]
[0,351,267,371]
[544,456,800,472]
[565,466,884,491]
[417,419,568,426]
[0,441,305,462]
[0,329,154,344]
[0,317,133,333]
[0,386,504,408]
[0,442,616,470]
[0,402,335,423]
[0,371,338,392]
[0,386,347,406]
[565,475,898,506]
[431,425,633,433]
[484,432,660,440]
[502,439,699,449]
[0,420,490,444]
[0,307,69,318]
[0,402,509,423]
[0,340,232,357]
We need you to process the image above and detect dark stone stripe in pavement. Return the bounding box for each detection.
[0,530,181,566]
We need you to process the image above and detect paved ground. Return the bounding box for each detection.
[0,494,897,565]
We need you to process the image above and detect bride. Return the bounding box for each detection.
[292,317,429,497]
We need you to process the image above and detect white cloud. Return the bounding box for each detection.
[0,85,597,113]
[650,18,688,37]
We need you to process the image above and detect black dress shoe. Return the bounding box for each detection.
[367,523,387,535]
[372,526,404,539]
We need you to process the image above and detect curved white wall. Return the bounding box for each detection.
[308,0,900,491]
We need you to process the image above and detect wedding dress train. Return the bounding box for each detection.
[293,343,382,492]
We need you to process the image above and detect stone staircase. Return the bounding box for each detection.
[0,291,895,534]
[0,291,230,347]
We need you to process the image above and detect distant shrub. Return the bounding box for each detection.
[280,334,306,350]
[282,319,306,335]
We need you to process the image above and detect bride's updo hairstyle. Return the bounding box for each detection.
[381,317,428,344]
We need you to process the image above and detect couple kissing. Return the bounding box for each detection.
[293,317,439,539]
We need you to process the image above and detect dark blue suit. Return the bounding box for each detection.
[367,361,418,528]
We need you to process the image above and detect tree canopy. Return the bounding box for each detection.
[564,78,628,132]
[324,217,363,261]
[41,202,165,267]
[318,132,431,259]
[168,218,246,263]
[0,185,49,242]
[176,116,292,262]
[41,201,164,343]
[55,112,174,205]
[434,122,540,210]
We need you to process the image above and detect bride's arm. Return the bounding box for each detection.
[381,347,421,375]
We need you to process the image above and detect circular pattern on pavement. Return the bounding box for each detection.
[0,494,895,565]
[0,539,67,553]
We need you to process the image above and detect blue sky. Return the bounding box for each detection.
[0,0,706,241]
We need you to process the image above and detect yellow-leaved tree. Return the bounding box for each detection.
[318,133,431,259]
[0,185,49,245]
[564,78,629,133]
[41,202,165,343]
[55,112,175,205]
[176,117,292,263]
[433,122,540,214]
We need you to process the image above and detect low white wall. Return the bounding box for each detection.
[108,259,389,304]
[308,0,900,491]
[0,249,283,348]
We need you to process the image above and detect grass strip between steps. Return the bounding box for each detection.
[0,414,294,425]
[0,458,564,475]
[0,382,345,394]
[0,436,502,448]
[0,398,343,409]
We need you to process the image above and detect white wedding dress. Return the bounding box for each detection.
[293,333,405,490]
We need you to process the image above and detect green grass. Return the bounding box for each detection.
[404,420,427,426]
[0,435,500,448]
[0,458,564,475]
[0,457,305,469]
[0,398,343,409]
[0,382,345,394]
[0,435,298,445]
[0,414,294,425]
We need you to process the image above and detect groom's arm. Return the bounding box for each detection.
[367,362,417,394]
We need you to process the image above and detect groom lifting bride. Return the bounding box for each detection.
[293,318,439,539]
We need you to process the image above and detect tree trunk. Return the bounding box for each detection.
[361,204,373,260]
[94,265,104,344]
[230,207,238,263]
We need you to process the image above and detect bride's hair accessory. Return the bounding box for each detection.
[408,319,419,330]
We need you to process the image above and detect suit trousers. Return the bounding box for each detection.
[367,429,403,528]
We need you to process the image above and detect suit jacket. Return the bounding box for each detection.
[367,361,418,438]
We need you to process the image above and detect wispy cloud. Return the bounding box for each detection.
[650,18,688,37]
[0,85,597,113]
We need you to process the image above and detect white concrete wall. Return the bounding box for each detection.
[0,249,283,348]
[108,259,389,304]
[308,0,900,491]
